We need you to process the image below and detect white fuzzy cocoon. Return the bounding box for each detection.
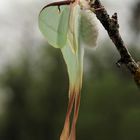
[80,10,98,48]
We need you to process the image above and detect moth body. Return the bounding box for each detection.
[80,9,98,48]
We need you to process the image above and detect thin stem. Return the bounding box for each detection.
[90,0,140,88]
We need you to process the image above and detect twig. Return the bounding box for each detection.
[90,0,140,88]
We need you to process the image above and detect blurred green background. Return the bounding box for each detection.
[0,0,140,140]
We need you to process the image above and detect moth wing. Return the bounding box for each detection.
[39,5,70,48]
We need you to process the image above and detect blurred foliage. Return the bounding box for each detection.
[0,42,139,140]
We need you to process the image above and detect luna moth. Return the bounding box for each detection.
[38,0,98,139]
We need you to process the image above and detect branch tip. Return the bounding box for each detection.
[92,0,140,88]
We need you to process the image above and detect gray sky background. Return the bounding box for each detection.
[0,0,137,71]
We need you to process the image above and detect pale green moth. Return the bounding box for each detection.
[38,0,98,140]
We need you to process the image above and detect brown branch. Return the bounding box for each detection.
[90,0,140,88]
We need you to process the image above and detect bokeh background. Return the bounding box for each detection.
[0,0,140,140]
